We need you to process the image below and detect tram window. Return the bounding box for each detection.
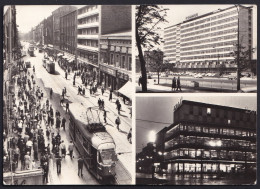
[207,108,211,115]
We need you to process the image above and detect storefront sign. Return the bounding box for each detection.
[100,65,117,77]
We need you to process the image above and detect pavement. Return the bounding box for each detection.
[21,44,132,184]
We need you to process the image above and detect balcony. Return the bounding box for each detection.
[77,44,98,52]
[78,8,99,19]
[77,34,98,40]
[78,22,99,29]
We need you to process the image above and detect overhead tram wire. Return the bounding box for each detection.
[136,118,172,125]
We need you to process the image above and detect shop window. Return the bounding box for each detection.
[228,119,231,125]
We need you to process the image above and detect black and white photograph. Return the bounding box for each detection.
[136,5,257,93]
[136,95,257,185]
[3,5,132,185]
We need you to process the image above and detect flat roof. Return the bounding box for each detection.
[165,5,251,30]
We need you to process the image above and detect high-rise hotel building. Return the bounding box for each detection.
[164,5,254,72]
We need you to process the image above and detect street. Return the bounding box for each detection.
[136,74,257,92]
[20,42,132,184]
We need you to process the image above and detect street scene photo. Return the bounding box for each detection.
[136,5,257,93]
[136,95,257,185]
[3,5,132,185]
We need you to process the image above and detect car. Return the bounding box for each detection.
[228,73,237,80]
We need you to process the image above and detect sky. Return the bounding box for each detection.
[136,95,257,153]
[14,5,83,33]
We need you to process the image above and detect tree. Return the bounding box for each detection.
[218,63,227,76]
[136,5,168,92]
[230,44,255,90]
[146,49,164,84]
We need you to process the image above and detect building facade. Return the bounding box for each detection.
[60,10,78,58]
[52,5,77,52]
[77,5,100,70]
[137,100,256,179]
[164,5,254,72]
[99,30,132,90]
[164,100,256,176]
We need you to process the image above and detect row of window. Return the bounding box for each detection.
[165,148,256,161]
[78,15,99,25]
[181,10,238,29]
[164,40,177,46]
[78,5,98,15]
[180,22,237,38]
[78,51,98,64]
[181,16,237,34]
[181,28,237,43]
[181,53,233,60]
[78,39,98,48]
[165,31,177,38]
[166,124,256,139]
[78,28,98,35]
[181,40,236,51]
[100,52,132,71]
[180,47,235,56]
[181,34,237,47]
[166,135,256,149]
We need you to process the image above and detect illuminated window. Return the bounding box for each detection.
[228,119,231,124]
[207,108,211,115]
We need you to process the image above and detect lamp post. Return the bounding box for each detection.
[148,130,156,179]
[234,4,240,91]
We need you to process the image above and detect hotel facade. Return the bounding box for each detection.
[164,5,254,72]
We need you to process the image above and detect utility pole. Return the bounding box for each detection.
[235,5,240,91]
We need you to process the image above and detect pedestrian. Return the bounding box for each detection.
[98,98,102,109]
[138,76,142,87]
[65,72,67,80]
[176,76,182,91]
[42,162,49,183]
[78,86,80,95]
[117,102,121,115]
[101,99,104,110]
[101,87,104,96]
[65,102,69,113]
[68,141,74,159]
[78,156,84,177]
[24,151,31,170]
[109,90,112,101]
[61,117,66,130]
[64,87,66,96]
[60,141,66,158]
[115,117,121,131]
[127,128,132,143]
[56,155,62,174]
[56,117,61,133]
[172,77,176,91]
[103,109,107,124]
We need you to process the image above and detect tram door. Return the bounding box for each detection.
[91,146,97,173]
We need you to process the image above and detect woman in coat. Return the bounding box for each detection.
[172,77,176,91]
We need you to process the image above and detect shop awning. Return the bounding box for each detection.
[118,81,133,100]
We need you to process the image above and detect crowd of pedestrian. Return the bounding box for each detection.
[3,64,75,184]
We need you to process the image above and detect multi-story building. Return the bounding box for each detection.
[44,15,54,55]
[164,5,254,73]
[52,5,77,53]
[60,10,78,62]
[99,5,132,90]
[99,30,132,90]
[164,100,256,176]
[77,5,132,88]
[77,5,100,71]
[137,100,256,179]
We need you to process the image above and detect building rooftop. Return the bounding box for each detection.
[165,4,252,30]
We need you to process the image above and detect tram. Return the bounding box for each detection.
[46,61,55,74]
[69,103,117,181]
[28,44,34,57]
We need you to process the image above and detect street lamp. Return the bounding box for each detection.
[148,130,156,179]
[234,4,240,91]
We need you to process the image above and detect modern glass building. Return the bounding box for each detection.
[164,5,254,72]
[164,100,256,177]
